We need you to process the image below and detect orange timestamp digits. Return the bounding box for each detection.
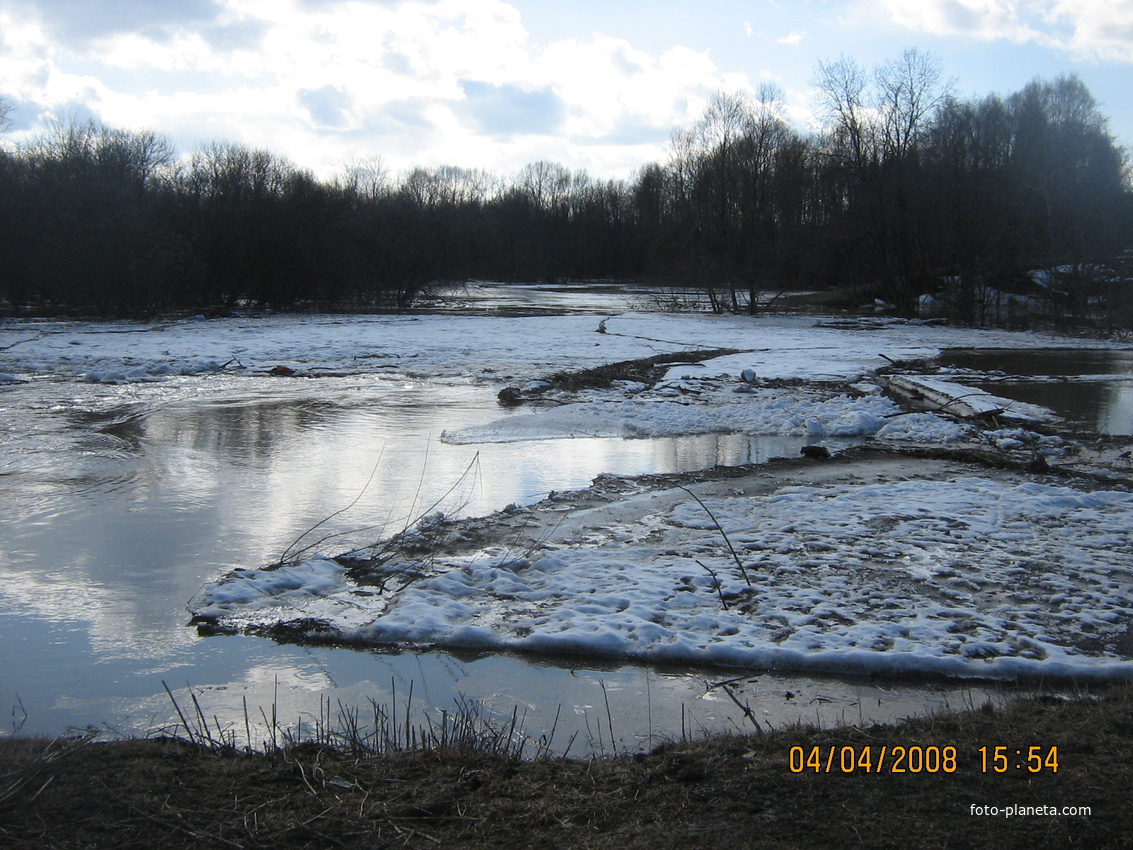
[789,744,959,774]
[789,744,1060,774]
[978,746,1059,774]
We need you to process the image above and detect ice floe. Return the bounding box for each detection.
[191,469,1133,682]
[441,391,972,445]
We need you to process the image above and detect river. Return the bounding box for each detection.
[2,287,1115,751]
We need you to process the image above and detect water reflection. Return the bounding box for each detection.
[966,378,1133,435]
[74,643,1028,756]
[0,372,1030,747]
[2,374,852,743]
[939,347,1133,434]
[941,347,1133,376]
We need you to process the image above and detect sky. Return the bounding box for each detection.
[0,0,1130,181]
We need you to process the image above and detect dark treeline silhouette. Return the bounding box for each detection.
[0,123,643,316]
[640,52,1132,324]
[0,50,1130,323]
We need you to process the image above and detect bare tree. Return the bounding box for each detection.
[874,48,953,159]
[694,90,752,152]
[515,160,579,212]
[339,155,389,201]
[813,55,873,169]
[400,165,499,207]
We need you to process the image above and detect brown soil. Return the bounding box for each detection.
[2,686,1129,849]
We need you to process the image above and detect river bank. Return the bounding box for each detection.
[1,683,1128,848]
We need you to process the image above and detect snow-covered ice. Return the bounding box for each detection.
[441,387,973,445]
[190,461,1133,682]
[0,311,1110,386]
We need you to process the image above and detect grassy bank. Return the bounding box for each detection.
[1,685,1129,848]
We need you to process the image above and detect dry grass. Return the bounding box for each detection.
[2,684,1130,848]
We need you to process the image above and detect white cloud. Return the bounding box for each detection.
[541,37,723,138]
[1049,0,1133,62]
[877,0,1038,42]
[877,0,1133,62]
[0,0,755,177]
[778,30,806,45]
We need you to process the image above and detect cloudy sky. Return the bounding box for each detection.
[1,0,1130,180]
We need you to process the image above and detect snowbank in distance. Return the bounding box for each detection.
[0,312,1111,386]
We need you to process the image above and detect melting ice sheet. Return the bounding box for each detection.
[194,471,1133,682]
[441,392,972,445]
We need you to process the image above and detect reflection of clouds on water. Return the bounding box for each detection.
[239,661,339,693]
[6,378,688,673]
[499,433,829,506]
[0,538,203,661]
[73,660,370,742]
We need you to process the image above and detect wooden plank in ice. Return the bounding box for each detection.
[887,375,1008,418]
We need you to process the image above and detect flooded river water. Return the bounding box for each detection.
[938,348,1133,434]
[1,293,1110,751]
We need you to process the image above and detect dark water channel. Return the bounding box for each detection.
[938,347,1133,434]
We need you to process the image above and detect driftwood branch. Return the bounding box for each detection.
[678,485,752,586]
[695,559,730,610]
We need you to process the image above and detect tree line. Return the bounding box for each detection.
[0,49,1130,323]
[639,52,1132,324]
[0,120,639,316]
